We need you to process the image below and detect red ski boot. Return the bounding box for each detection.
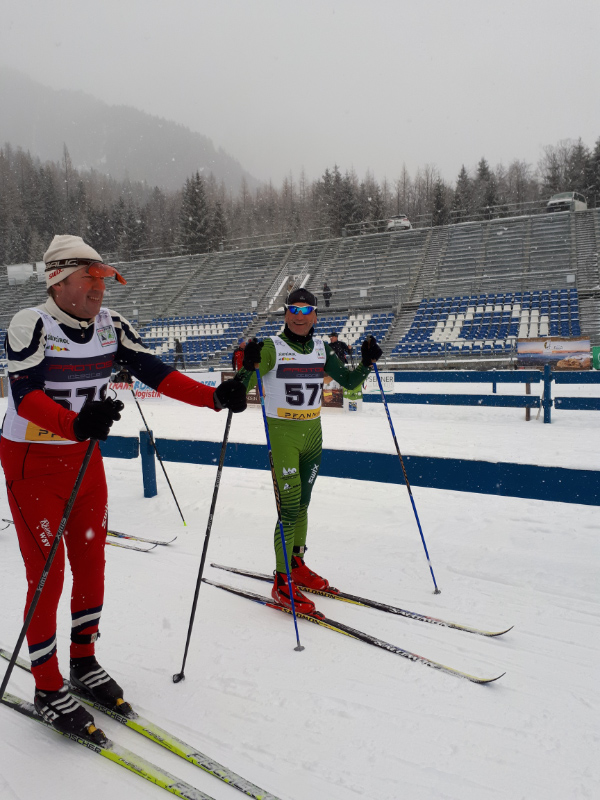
[272,571,316,615]
[291,555,334,592]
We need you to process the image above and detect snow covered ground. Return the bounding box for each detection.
[0,389,599,799]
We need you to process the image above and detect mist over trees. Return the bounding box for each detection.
[1,136,599,266]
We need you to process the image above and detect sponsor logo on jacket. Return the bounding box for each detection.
[97,326,117,347]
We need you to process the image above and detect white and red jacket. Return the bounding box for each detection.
[3,297,218,443]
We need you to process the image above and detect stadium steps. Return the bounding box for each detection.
[593,210,600,287]
[412,225,448,301]
[255,243,298,312]
[474,219,494,294]
[381,303,419,357]
[574,211,599,288]
[521,216,533,280]
[308,238,345,301]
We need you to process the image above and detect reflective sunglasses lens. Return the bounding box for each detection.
[287,305,315,315]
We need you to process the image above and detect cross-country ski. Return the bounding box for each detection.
[201,579,505,684]
[209,562,513,637]
[0,648,282,800]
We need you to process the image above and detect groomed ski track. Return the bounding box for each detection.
[0,394,599,799]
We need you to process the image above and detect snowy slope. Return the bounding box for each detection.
[0,395,599,799]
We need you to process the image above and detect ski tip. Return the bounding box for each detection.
[488,626,514,637]
[479,671,506,684]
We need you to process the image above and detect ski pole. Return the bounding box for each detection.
[0,440,97,701]
[130,386,187,526]
[372,360,441,594]
[173,409,233,683]
[254,367,304,651]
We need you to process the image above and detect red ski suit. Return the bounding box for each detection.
[1,298,218,690]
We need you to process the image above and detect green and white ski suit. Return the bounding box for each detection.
[239,332,370,572]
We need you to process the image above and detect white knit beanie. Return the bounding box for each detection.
[44,235,103,288]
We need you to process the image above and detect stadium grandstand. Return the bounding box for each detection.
[1,207,599,373]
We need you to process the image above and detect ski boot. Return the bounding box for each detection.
[34,684,106,743]
[70,656,132,716]
[291,555,335,592]
[272,571,317,615]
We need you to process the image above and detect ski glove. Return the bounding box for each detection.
[73,397,125,442]
[243,338,264,371]
[214,378,247,413]
[361,336,383,367]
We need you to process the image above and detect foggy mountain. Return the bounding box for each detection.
[0,66,260,193]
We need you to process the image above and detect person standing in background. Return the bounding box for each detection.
[329,331,353,364]
[232,339,246,370]
[173,337,185,368]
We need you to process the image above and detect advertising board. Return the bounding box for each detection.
[517,338,590,370]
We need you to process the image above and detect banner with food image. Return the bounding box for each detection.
[517,338,591,370]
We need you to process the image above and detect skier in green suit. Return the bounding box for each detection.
[237,288,382,614]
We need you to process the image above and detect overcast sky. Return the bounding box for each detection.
[2,0,599,186]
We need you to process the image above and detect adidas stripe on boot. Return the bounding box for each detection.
[70,656,132,714]
[34,684,104,742]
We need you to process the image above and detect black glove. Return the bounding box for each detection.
[73,397,125,442]
[243,339,263,371]
[361,335,383,367]
[214,379,247,413]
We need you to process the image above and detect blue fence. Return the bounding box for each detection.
[362,367,600,422]
[3,366,598,506]
[135,433,599,507]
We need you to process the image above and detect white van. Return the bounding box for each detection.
[546,192,587,213]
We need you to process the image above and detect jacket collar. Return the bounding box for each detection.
[43,296,97,330]
[283,323,314,345]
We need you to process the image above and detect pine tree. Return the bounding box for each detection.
[210,201,227,250]
[585,138,600,207]
[453,165,473,222]
[39,166,62,242]
[432,178,449,226]
[119,201,144,261]
[566,139,591,195]
[179,172,211,253]
[482,173,499,218]
[477,158,491,181]
[88,206,116,254]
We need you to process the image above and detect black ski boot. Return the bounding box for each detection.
[70,656,132,715]
[34,684,106,743]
